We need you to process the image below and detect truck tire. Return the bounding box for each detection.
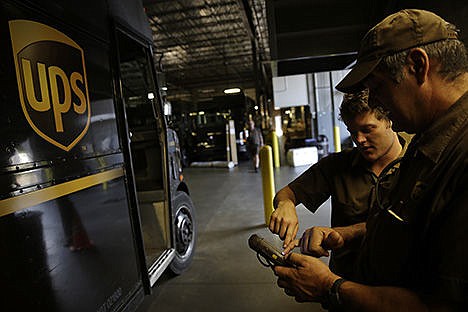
[170,191,197,275]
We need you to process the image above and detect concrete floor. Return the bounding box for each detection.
[137,161,331,312]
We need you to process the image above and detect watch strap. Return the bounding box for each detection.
[328,278,347,310]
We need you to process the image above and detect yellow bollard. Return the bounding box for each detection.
[269,131,280,168]
[260,145,275,225]
[333,126,341,153]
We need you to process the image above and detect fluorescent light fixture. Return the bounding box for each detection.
[147,92,155,100]
[254,105,259,110]
[223,87,241,94]
[161,86,168,91]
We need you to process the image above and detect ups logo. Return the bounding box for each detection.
[9,20,90,151]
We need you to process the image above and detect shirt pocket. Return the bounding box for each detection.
[366,207,416,286]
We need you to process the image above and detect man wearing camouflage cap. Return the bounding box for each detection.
[273,9,468,310]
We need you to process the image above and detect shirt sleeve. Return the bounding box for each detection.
[288,156,335,212]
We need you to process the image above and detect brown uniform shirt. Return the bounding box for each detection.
[357,92,468,306]
[288,135,408,278]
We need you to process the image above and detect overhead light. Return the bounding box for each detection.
[161,86,168,91]
[224,87,241,94]
[254,105,259,110]
[147,92,155,100]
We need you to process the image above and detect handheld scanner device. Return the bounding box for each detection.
[248,234,291,267]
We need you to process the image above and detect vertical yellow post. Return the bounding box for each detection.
[269,131,280,168]
[260,145,275,225]
[333,126,341,152]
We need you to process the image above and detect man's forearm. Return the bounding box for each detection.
[274,253,437,311]
[340,281,429,312]
[333,223,366,249]
[273,186,297,209]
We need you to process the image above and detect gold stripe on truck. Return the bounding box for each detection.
[0,168,124,217]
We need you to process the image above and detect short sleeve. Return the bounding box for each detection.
[288,156,336,212]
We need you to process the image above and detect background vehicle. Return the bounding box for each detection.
[170,94,253,164]
[0,0,196,311]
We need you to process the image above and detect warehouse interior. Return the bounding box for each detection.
[135,1,468,311]
[141,0,467,163]
[142,0,467,102]
[2,1,467,311]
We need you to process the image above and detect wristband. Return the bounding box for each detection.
[328,278,347,310]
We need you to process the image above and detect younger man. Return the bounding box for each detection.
[270,89,408,279]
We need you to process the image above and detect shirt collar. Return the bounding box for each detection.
[397,132,413,158]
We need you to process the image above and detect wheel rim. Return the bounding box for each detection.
[174,205,194,259]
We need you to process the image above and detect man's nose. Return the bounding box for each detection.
[355,132,366,144]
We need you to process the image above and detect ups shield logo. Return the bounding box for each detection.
[9,20,90,151]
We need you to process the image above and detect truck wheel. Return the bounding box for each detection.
[170,191,196,275]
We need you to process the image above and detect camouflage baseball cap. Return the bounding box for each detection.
[336,9,458,93]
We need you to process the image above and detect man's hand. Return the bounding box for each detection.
[274,253,339,303]
[283,239,299,255]
[269,199,299,247]
[299,226,345,257]
[282,226,344,256]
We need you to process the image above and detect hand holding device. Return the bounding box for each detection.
[248,234,292,267]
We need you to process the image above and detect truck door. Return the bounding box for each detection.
[114,29,174,286]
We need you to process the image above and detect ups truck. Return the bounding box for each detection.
[0,0,196,311]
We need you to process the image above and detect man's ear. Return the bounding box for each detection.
[407,48,430,85]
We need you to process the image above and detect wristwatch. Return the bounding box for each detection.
[328,278,347,310]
